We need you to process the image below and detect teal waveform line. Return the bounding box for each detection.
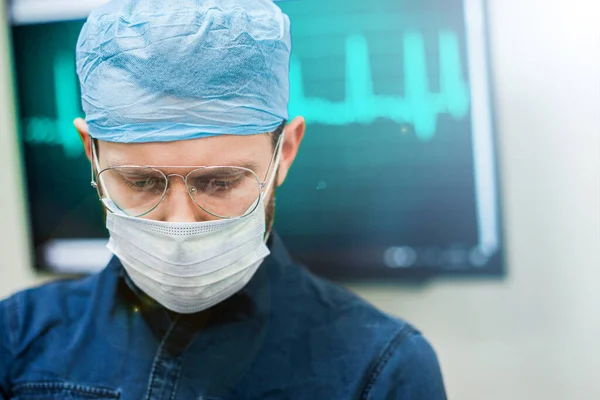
[288,31,471,141]
[23,30,470,158]
[23,51,84,158]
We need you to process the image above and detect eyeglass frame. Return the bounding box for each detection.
[89,130,284,219]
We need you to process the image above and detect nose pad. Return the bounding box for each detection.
[161,174,207,222]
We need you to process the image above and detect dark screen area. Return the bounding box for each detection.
[10,0,503,280]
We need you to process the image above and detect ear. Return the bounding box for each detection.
[276,116,305,187]
[74,118,92,161]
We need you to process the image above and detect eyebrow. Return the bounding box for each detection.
[105,159,261,172]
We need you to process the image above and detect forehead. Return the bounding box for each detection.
[97,134,272,167]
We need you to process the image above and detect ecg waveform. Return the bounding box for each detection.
[289,31,470,140]
[23,51,83,158]
[22,30,470,158]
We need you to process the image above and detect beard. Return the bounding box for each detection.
[264,187,276,239]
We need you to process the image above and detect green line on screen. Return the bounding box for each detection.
[24,51,83,157]
[23,31,470,158]
[289,31,470,141]
[54,51,81,158]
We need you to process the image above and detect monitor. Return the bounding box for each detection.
[9,0,503,280]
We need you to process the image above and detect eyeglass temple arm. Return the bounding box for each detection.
[261,130,285,190]
[90,139,100,189]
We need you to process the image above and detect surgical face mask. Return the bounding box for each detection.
[102,134,283,314]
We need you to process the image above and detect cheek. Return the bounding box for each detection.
[263,186,275,207]
[264,189,276,231]
[262,180,277,210]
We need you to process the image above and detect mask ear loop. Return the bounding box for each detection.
[89,139,125,215]
[89,139,108,208]
[90,139,100,189]
[261,128,285,197]
[262,129,285,243]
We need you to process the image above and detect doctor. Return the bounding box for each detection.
[0,0,446,399]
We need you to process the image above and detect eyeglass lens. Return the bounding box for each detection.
[98,166,261,218]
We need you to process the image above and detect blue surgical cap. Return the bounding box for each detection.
[76,0,291,143]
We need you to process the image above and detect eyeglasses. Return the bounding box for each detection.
[90,134,283,219]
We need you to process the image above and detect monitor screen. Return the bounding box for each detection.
[10,0,503,280]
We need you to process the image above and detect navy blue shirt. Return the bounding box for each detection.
[0,233,446,399]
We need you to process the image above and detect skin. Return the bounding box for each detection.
[74,117,306,235]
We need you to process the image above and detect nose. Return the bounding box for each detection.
[157,174,215,222]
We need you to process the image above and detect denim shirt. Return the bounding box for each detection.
[0,233,446,400]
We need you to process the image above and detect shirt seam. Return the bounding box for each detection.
[144,315,181,400]
[168,350,186,400]
[5,295,19,358]
[359,324,418,400]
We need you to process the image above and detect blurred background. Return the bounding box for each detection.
[1,0,599,399]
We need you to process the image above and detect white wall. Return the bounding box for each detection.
[349,1,600,399]
[0,1,599,400]
[0,1,48,298]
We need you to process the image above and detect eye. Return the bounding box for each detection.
[190,175,244,193]
[132,178,155,188]
[211,179,236,188]
[123,176,161,191]
[209,177,242,191]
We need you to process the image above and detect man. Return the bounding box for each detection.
[0,0,446,398]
